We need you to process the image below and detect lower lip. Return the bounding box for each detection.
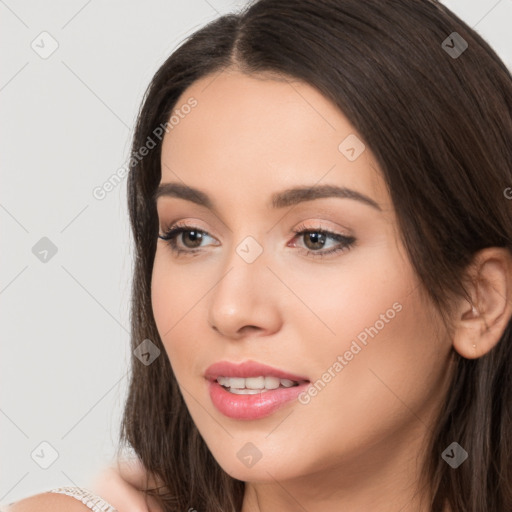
[207,379,309,420]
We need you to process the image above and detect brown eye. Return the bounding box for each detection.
[178,229,204,249]
[302,231,327,251]
[158,223,216,255]
[291,225,356,259]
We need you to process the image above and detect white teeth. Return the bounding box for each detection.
[228,388,263,395]
[264,376,281,389]
[216,376,230,387]
[216,376,300,392]
[245,376,265,389]
[227,377,245,388]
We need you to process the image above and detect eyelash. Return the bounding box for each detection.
[157,221,356,259]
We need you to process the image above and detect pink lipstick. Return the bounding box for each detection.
[205,360,310,420]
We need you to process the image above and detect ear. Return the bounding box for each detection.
[452,247,512,359]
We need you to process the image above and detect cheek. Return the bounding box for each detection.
[151,253,189,366]
[150,250,213,380]
[277,237,411,353]
[286,241,450,443]
[304,300,447,456]
[151,254,174,341]
[297,269,449,453]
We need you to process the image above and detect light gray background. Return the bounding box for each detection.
[1,0,511,504]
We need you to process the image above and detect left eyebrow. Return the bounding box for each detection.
[153,182,381,211]
[270,184,381,210]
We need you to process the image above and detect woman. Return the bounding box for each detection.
[5,0,512,510]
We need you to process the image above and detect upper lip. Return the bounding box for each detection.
[204,360,309,382]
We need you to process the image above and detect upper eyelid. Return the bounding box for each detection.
[160,223,350,246]
[157,205,355,234]
[159,222,211,237]
[159,216,351,232]
[159,220,209,235]
[159,222,346,237]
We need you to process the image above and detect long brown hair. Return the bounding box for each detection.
[118,1,512,510]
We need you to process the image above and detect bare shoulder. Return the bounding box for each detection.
[7,492,98,512]
[5,459,167,512]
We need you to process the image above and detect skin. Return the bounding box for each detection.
[89,458,165,512]
[149,69,512,511]
[6,71,511,512]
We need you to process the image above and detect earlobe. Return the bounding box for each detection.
[452,248,512,360]
[453,303,485,359]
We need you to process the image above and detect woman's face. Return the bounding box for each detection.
[151,69,454,487]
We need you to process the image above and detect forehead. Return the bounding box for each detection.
[159,70,389,211]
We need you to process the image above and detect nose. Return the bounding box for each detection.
[207,238,282,340]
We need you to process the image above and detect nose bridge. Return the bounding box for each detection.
[214,231,268,308]
[207,230,280,337]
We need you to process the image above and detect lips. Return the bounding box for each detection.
[204,360,310,420]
